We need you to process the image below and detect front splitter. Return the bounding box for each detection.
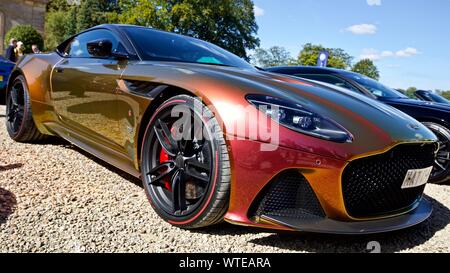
[260,198,433,235]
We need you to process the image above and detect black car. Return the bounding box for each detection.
[267,66,450,184]
[415,90,450,104]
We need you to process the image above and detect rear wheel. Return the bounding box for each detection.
[423,122,450,184]
[5,75,47,142]
[141,95,230,229]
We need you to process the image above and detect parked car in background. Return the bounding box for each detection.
[415,90,450,105]
[267,66,450,184]
[4,24,438,234]
[0,55,15,103]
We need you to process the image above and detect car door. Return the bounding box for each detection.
[51,29,127,149]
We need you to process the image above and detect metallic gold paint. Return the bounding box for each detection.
[11,52,438,231]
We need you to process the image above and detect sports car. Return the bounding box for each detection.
[5,24,437,234]
[267,66,450,184]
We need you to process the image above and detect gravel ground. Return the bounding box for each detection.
[0,105,449,253]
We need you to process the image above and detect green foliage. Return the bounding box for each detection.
[118,0,260,59]
[44,0,120,51]
[76,0,112,33]
[5,25,44,54]
[46,0,70,12]
[251,46,295,67]
[351,59,380,80]
[441,91,450,100]
[297,43,353,69]
[405,87,418,98]
[118,0,172,30]
[45,10,70,50]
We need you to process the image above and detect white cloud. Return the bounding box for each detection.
[367,0,382,6]
[254,5,265,17]
[345,24,377,35]
[381,51,394,57]
[396,47,420,57]
[360,49,382,61]
[359,47,421,61]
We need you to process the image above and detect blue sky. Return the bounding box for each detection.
[252,0,450,90]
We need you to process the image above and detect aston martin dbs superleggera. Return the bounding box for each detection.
[5,24,438,234]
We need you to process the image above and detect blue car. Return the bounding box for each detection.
[0,55,15,103]
[0,55,15,89]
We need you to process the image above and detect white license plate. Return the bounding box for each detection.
[401,166,433,189]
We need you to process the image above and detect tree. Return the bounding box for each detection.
[45,0,120,50]
[76,0,114,33]
[45,10,70,50]
[297,43,353,69]
[405,87,418,98]
[46,0,70,12]
[351,59,380,80]
[118,0,260,59]
[5,25,44,54]
[441,91,450,100]
[251,46,295,67]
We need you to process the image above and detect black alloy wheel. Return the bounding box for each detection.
[5,75,46,142]
[141,95,230,229]
[424,122,450,184]
[6,79,25,135]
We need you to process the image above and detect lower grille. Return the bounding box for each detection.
[250,171,325,220]
[342,143,435,218]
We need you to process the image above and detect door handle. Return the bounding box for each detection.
[55,67,64,73]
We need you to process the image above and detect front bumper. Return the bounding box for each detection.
[260,198,432,234]
[224,138,435,234]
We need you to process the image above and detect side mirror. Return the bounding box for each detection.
[87,39,113,57]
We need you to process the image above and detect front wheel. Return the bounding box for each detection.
[141,95,230,229]
[423,122,450,184]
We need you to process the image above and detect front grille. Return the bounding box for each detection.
[250,170,325,220]
[342,143,435,218]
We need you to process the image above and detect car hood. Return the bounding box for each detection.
[380,97,450,112]
[124,62,437,159]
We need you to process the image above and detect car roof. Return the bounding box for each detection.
[92,24,198,41]
[267,66,350,75]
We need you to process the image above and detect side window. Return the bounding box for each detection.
[64,29,121,58]
[295,74,360,93]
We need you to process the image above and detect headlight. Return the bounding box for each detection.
[246,95,353,143]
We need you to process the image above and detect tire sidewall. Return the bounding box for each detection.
[140,95,226,227]
[423,122,450,184]
[6,75,29,140]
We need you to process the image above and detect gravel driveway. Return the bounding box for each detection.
[0,105,449,253]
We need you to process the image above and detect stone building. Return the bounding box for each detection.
[0,0,48,53]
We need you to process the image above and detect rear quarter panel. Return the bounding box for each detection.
[13,53,63,134]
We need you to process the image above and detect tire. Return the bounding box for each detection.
[5,75,47,142]
[423,122,450,184]
[141,95,230,229]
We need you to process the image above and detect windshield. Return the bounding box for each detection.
[419,91,450,103]
[122,26,255,70]
[343,71,408,99]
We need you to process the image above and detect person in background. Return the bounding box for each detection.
[4,38,17,63]
[15,41,24,59]
[32,44,42,54]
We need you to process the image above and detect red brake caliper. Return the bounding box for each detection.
[159,148,172,191]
